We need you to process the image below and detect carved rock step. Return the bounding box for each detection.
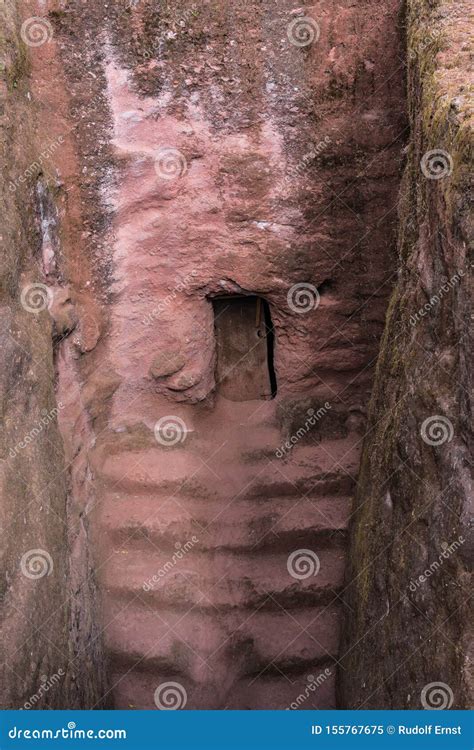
[110,664,337,710]
[92,426,356,710]
[98,494,352,552]
[100,547,346,610]
[104,599,341,674]
[92,436,359,497]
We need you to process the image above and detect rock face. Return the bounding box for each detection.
[0,0,471,712]
[54,0,405,709]
[0,0,104,709]
[340,0,473,710]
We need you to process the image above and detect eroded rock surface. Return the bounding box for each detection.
[341,0,473,710]
[0,0,104,709]
[2,0,470,713]
[26,0,406,709]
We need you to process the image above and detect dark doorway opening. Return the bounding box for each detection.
[212,296,277,401]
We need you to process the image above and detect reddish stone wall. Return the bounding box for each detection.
[3,0,443,711]
[28,0,406,709]
[0,0,103,709]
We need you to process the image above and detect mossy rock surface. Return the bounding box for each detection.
[340,0,473,710]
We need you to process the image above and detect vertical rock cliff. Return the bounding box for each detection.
[0,0,106,709]
[0,1,81,709]
[341,0,473,710]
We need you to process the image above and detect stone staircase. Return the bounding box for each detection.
[90,402,360,709]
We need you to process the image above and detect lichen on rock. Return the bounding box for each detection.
[340,0,473,710]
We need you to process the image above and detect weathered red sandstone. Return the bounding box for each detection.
[0,0,471,711]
